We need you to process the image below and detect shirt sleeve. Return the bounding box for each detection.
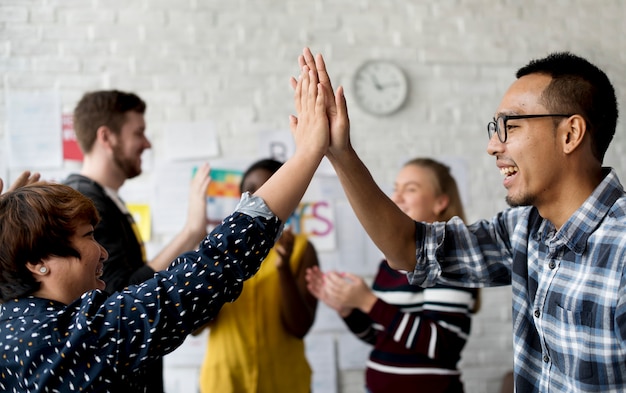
[409,209,525,288]
[74,195,282,370]
[343,309,378,345]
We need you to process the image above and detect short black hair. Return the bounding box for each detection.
[517,52,618,162]
[240,159,283,193]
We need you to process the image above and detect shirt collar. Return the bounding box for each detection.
[551,167,624,255]
[0,296,65,320]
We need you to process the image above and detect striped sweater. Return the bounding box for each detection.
[343,260,478,393]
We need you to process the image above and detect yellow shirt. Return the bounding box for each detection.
[199,233,312,393]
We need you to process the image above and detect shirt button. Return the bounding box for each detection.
[534,309,540,318]
[543,355,549,363]
[549,261,556,269]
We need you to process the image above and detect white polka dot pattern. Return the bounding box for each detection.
[0,210,280,392]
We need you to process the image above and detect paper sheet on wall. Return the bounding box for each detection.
[305,334,338,393]
[337,331,371,370]
[257,129,294,162]
[62,113,84,161]
[164,330,208,367]
[5,91,63,169]
[127,203,152,242]
[163,122,220,161]
[0,145,7,186]
[334,199,382,276]
[25,167,72,184]
[288,198,336,252]
[257,129,334,175]
[152,161,199,233]
[310,302,349,332]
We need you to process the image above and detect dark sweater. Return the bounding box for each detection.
[64,173,164,393]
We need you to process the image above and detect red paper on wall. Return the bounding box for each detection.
[62,113,83,161]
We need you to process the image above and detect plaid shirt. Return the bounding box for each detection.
[409,168,626,393]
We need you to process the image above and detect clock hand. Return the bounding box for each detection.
[370,74,383,90]
[379,82,400,89]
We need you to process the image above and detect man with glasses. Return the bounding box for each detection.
[294,47,624,392]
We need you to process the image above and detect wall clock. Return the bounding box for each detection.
[353,60,409,116]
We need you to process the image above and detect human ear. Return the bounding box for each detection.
[562,115,586,155]
[433,194,450,217]
[26,262,49,276]
[96,125,116,148]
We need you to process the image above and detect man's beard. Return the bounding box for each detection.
[505,193,534,208]
[112,144,141,180]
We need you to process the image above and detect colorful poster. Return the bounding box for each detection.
[127,203,152,242]
[201,167,244,228]
[206,168,243,197]
[287,199,336,251]
[62,113,83,161]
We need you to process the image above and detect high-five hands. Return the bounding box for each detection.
[289,51,330,161]
[290,48,351,160]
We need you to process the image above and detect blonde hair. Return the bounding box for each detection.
[403,158,466,222]
[403,158,480,313]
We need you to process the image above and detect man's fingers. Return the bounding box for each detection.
[316,83,326,115]
[307,69,319,111]
[289,114,298,134]
[298,54,306,69]
[315,53,334,92]
[303,48,316,73]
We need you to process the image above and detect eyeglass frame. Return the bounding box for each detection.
[487,114,574,143]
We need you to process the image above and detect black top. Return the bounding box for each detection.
[64,174,163,392]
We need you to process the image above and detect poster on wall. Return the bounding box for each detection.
[127,203,152,242]
[257,129,294,162]
[205,167,244,228]
[0,145,6,187]
[257,129,334,175]
[5,91,63,169]
[62,113,84,161]
[164,122,220,161]
[286,198,336,251]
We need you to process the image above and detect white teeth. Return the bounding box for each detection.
[500,166,519,176]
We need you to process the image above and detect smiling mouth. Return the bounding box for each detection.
[500,166,519,178]
[96,266,104,278]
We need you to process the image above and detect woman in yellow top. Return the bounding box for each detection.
[198,158,320,393]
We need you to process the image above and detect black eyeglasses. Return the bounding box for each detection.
[487,114,573,143]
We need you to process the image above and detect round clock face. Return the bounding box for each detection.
[353,60,408,116]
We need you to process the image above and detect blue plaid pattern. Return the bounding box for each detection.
[408,168,626,392]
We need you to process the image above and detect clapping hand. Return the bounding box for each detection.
[0,171,41,194]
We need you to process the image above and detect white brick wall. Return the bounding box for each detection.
[2,1,625,392]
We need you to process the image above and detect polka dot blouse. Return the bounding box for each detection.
[0,194,281,393]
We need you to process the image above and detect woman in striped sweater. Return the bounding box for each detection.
[306,158,480,393]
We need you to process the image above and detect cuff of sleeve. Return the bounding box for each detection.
[236,192,284,241]
[407,221,441,287]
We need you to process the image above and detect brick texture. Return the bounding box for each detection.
[2,1,625,392]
